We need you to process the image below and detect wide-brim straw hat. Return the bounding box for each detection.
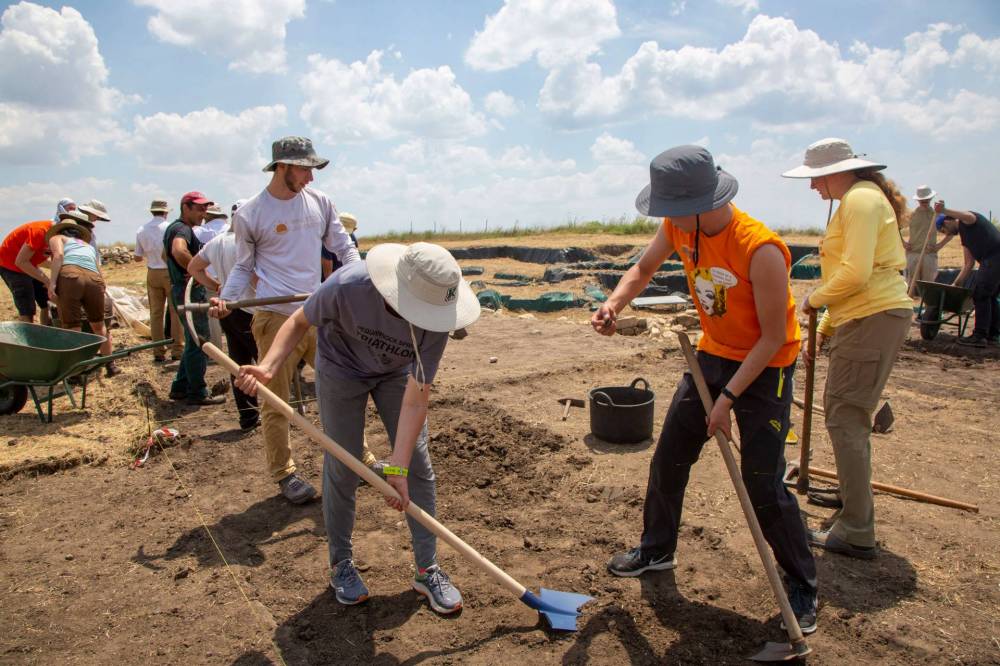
[47,214,93,244]
[150,199,171,213]
[78,199,111,222]
[635,145,739,217]
[913,185,937,201]
[782,138,885,178]
[366,242,481,333]
[340,212,358,233]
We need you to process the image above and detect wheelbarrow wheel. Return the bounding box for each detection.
[920,306,940,341]
[0,384,28,415]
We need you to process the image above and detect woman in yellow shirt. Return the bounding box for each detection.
[783,138,912,560]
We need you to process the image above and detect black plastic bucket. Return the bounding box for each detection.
[589,377,655,444]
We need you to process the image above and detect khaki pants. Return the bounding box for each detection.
[147,268,183,359]
[253,310,318,482]
[905,251,938,285]
[823,308,911,547]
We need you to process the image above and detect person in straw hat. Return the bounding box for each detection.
[46,210,120,376]
[134,199,184,362]
[322,211,360,280]
[212,136,360,506]
[592,145,818,635]
[782,138,913,560]
[235,241,480,615]
[904,185,950,284]
[194,204,230,244]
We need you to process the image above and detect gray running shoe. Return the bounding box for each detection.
[278,473,316,504]
[331,559,369,605]
[607,547,676,577]
[413,565,462,614]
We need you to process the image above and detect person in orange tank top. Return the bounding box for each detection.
[592,145,818,635]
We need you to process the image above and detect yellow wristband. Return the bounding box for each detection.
[383,465,408,477]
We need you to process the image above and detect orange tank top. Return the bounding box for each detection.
[662,206,801,367]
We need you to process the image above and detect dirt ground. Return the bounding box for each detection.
[1,232,998,665]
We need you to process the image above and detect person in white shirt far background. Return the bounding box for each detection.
[133,199,183,362]
[211,136,360,505]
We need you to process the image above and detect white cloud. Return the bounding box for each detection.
[124,105,287,173]
[134,0,305,74]
[484,90,521,117]
[465,0,620,71]
[536,15,1000,139]
[0,2,129,164]
[717,0,759,15]
[317,141,625,234]
[299,50,487,142]
[590,132,644,164]
[953,32,1000,73]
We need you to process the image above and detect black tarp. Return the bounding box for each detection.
[448,246,598,263]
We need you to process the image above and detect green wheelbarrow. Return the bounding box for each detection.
[914,280,974,341]
[0,322,171,422]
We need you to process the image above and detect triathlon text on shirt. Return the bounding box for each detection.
[357,325,415,363]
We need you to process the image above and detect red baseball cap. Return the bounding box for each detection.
[181,191,213,206]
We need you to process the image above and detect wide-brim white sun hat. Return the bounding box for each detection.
[366,242,481,333]
[912,185,937,201]
[782,138,886,178]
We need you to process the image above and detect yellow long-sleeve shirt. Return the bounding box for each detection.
[808,181,911,337]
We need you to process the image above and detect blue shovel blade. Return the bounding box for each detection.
[521,588,594,631]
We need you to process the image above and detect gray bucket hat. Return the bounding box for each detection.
[635,146,739,217]
[262,136,330,172]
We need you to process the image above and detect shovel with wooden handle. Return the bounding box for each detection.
[796,310,818,495]
[678,333,810,662]
[181,287,593,630]
[177,293,312,313]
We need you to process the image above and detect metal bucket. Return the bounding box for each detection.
[589,377,655,444]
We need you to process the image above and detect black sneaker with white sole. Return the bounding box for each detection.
[781,578,818,635]
[607,547,676,577]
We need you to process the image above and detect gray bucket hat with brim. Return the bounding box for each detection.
[635,145,739,217]
[782,138,885,178]
[262,136,330,172]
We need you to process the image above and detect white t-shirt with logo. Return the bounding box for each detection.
[221,187,360,316]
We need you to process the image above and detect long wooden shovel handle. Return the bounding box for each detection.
[678,334,808,651]
[796,311,818,494]
[201,342,529,599]
[806,465,978,513]
[906,227,934,298]
[179,293,312,313]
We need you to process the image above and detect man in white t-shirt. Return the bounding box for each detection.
[212,136,360,505]
[134,199,183,362]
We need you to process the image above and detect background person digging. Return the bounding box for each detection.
[904,185,952,284]
[212,136,361,505]
[933,201,1000,347]
[783,138,912,560]
[188,200,260,430]
[592,146,818,635]
[0,218,55,325]
[165,191,224,406]
[235,242,481,615]
[46,211,120,377]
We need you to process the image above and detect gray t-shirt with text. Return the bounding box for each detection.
[302,261,448,383]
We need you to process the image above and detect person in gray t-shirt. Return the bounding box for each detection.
[235,242,480,615]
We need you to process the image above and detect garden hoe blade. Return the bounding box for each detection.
[751,640,811,662]
[520,588,594,631]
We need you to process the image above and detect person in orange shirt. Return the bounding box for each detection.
[592,145,817,635]
[0,219,55,324]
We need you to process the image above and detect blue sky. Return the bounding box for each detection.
[1,0,998,244]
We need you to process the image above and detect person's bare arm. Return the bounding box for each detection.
[384,376,431,511]
[14,244,49,286]
[934,201,977,225]
[933,233,955,253]
[706,243,790,439]
[591,225,675,335]
[954,246,975,287]
[45,237,64,299]
[170,236,193,270]
[187,252,220,292]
